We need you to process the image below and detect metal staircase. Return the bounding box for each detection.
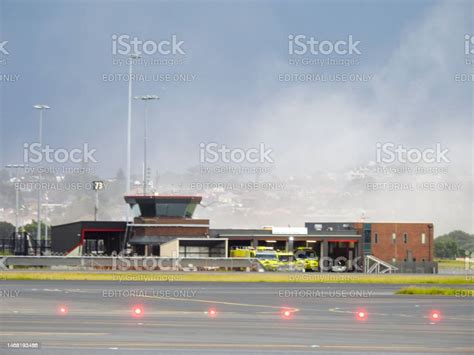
[364,255,398,273]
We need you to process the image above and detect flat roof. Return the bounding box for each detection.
[161,237,227,247]
[52,221,126,229]
[124,195,202,202]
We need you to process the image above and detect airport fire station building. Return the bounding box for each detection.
[51,195,435,267]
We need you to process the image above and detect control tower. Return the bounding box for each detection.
[123,195,210,256]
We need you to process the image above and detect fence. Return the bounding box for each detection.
[393,261,438,274]
[0,235,51,256]
[0,255,259,271]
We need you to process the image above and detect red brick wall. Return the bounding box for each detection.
[132,217,210,237]
[371,223,434,262]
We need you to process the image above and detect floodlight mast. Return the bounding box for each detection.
[125,53,141,219]
[33,104,50,250]
[134,95,159,195]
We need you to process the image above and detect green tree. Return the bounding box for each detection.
[23,220,50,240]
[435,240,447,258]
[0,221,15,239]
[435,230,474,259]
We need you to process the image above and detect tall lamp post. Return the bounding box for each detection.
[134,95,159,195]
[125,54,141,219]
[33,104,50,250]
[44,193,49,247]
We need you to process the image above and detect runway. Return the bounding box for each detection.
[0,281,472,354]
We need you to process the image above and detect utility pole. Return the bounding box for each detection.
[134,95,159,195]
[33,104,50,250]
[92,181,105,221]
[126,54,141,218]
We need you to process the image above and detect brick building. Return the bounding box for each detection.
[365,222,434,263]
[51,195,435,269]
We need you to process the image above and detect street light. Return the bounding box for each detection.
[125,54,141,220]
[4,164,26,239]
[33,104,50,250]
[134,95,159,195]
[44,193,49,245]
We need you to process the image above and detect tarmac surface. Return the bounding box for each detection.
[0,280,473,354]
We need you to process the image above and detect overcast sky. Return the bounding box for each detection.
[0,0,472,233]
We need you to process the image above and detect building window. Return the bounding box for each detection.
[403,233,408,244]
[392,233,396,244]
[374,233,378,244]
[421,233,426,244]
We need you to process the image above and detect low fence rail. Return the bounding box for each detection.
[0,256,439,273]
[0,255,259,271]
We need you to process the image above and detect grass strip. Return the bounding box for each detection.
[0,271,473,284]
[396,286,474,296]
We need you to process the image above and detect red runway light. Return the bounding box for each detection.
[429,310,442,322]
[355,308,368,321]
[132,305,144,318]
[281,308,293,320]
[58,306,68,315]
[208,308,218,317]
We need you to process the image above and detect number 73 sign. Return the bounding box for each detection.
[92,180,105,191]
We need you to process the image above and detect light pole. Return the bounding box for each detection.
[92,180,105,221]
[4,164,26,239]
[126,54,140,219]
[134,95,159,195]
[44,193,49,246]
[33,104,50,250]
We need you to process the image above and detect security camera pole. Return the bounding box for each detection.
[134,95,159,195]
[33,104,50,251]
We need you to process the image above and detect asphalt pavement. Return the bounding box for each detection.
[0,281,472,354]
